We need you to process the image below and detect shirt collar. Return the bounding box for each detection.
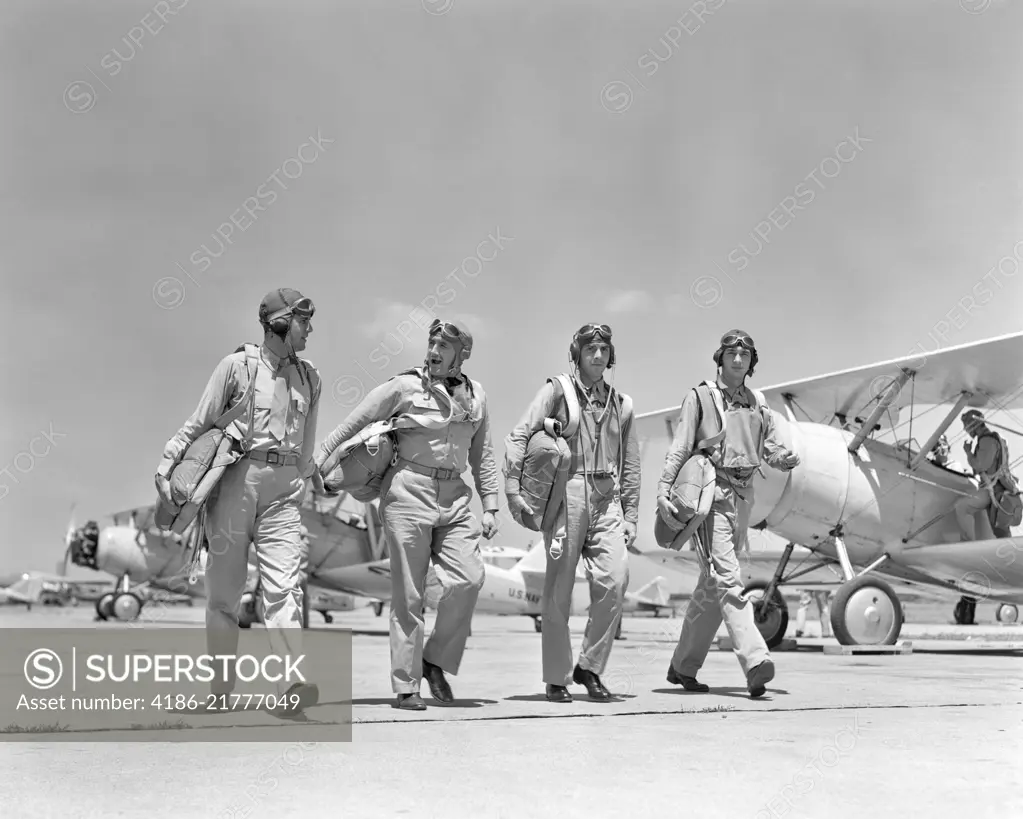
[574,373,608,402]
[260,343,288,373]
[716,375,750,405]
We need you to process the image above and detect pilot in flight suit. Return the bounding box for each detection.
[158,288,323,712]
[316,318,499,710]
[658,330,800,698]
[503,323,640,703]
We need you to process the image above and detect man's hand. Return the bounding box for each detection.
[310,471,326,495]
[779,452,800,470]
[482,510,498,539]
[507,494,534,525]
[657,495,679,522]
[624,521,639,553]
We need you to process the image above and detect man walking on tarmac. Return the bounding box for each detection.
[657,329,800,698]
[316,318,499,710]
[157,288,323,713]
[503,323,640,703]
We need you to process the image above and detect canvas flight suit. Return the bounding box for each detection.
[954,433,1003,541]
[161,343,321,695]
[503,375,641,686]
[317,368,499,694]
[658,378,793,681]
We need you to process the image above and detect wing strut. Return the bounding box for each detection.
[909,391,974,470]
[847,370,912,452]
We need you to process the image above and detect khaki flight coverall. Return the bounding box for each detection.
[504,375,641,686]
[954,433,1003,541]
[659,378,794,680]
[161,343,321,695]
[317,368,499,694]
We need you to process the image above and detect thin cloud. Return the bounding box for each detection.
[605,289,654,314]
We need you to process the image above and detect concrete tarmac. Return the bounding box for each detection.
[1,606,1021,819]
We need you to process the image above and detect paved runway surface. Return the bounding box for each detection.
[1,605,1021,818]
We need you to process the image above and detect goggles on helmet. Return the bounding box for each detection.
[720,331,754,350]
[575,323,613,341]
[429,319,468,342]
[289,297,315,318]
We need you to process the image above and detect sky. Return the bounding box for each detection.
[2,0,1022,577]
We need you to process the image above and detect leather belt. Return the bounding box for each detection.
[247,449,299,467]
[574,470,615,479]
[395,457,461,481]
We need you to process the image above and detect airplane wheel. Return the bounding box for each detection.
[996,603,1019,624]
[239,591,258,629]
[373,602,384,617]
[320,611,334,624]
[533,616,542,633]
[831,576,902,646]
[96,592,116,621]
[112,592,143,622]
[745,581,789,648]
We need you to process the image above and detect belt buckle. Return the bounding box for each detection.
[266,450,281,466]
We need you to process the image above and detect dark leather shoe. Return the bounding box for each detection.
[545,684,572,703]
[572,665,611,702]
[396,692,426,711]
[747,659,775,698]
[667,665,710,692]
[422,659,454,704]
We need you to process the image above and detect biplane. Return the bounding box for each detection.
[634,330,1023,646]
[62,487,388,626]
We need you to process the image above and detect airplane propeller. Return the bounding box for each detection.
[60,503,77,576]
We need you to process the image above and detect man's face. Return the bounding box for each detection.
[288,314,313,351]
[427,335,459,377]
[579,339,610,382]
[721,345,751,379]
[964,416,983,437]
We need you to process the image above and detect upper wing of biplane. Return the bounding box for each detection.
[636,331,1023,433]
[108,503,158,530]
[757,331,1023,427]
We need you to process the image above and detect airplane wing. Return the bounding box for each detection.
[758,331,1023,426]
[890,537,1023,602]
[108,503,158,530]
[637,331,1023,432]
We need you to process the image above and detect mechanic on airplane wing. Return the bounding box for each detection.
[157,288,323,714]
[954,410,1014,541]
[315,319,499,711]
[657,330,800,699]
[503,323,641,704]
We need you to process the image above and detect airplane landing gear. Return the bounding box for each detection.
[831,575,903,645]
[95,592,116,621]
[112,592,143,622]
[532,616,542,633]
[745,581,789,648]
[373,602,384,617]
[996,603,1019,624]
[319,610,334,624]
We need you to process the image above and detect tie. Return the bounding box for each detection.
[269,374,289,443]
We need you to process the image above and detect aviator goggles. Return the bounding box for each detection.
[720,331,754,350]
[575,323,613,341]
[429,319,467,339]
[289,297,315,319]
[268,297,315,322]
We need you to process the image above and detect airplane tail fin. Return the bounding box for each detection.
[515,539,549,576]
[633,576,670,606]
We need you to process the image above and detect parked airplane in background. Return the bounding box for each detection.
[64,488,385,626]
[635,331,1023,647]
